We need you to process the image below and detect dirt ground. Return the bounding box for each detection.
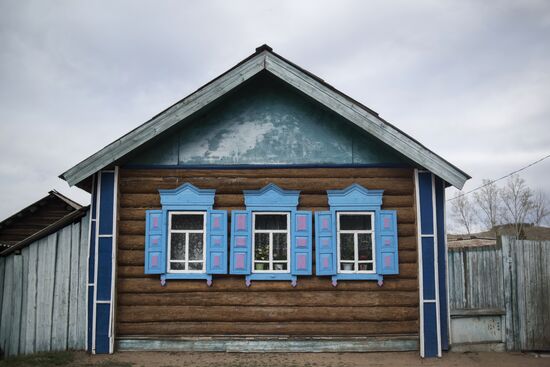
[71,351,550,367]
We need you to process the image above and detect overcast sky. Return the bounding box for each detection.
[1,0,549,221]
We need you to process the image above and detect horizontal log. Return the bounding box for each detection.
[119,177,413,195]
[117,290,418,307]
[119,193,414,209]
[117,269,417,294]
[120,168,414,179]
[118,233,418,251]
[119,206,416,223]
[117,305,418,323]
[117,249,416,267]
[117,320,419,336]
[117,275,417,292]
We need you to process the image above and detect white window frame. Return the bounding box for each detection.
[167,211,206,274]
[252,212,291,273]
[336,211,376,274]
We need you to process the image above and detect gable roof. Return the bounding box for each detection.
[60,44,470,189]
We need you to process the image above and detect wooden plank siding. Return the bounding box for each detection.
[0,211,89,357]
[116,167,419,337]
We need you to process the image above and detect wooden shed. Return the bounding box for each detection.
[57,45,470,357]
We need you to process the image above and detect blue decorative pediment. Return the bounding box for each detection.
[243,183,299,209]
[159,183,215,209]
[327,184,383,209]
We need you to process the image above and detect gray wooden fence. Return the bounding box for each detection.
[0,210,89,357]
[449,237,550,351]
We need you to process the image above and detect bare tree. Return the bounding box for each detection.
[450,191,475,235]
[500,174,533,239]
[473,179,501,234]
[530,190,550,226]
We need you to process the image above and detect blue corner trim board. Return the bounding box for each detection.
[89,170,116,354]
[417,171,440,357]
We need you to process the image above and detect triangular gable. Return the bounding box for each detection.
[60,45,470,189]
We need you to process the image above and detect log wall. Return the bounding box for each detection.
[116,168,419,337]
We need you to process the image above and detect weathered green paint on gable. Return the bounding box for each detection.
[126,73,412,166]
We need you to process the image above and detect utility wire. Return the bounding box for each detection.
[447,153,550,202]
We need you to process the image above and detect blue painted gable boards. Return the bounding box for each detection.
[125,73,413,168]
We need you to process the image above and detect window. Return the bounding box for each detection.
[337,212,375,273]
[168,212,206,273]
[253,212,290,272]
[144,183,228,286]
[315,184,399,286]
[229,184,312,286]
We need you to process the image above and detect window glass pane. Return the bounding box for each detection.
[340,262,355,271]
[254,233,269,261]
[339,233,354,261]
[188,262,203,271]
[273,263,287,271]
[273,233,288,261]
[254,263,268,271]
[188,233,204,260]
[170,233,186,260]
[171,214,204,230]
[359,263,374,271]
[358,233,373,261]
[255,214,287,230]
[170,262,185,271]
[339,214,371,230]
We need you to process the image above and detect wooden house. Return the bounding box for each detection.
[56,45,469,357]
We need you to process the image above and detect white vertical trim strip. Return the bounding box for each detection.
[84,174,96,352]
[92,172,102,354]
[431,174,442,357]
[108,166,119,354]
[414,169,425,358]
[443,180,451,349]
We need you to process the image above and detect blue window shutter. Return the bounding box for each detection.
[315,211,337,276]
[291,211,312,275]
[144,210,165,274]
[230,210,252,275]
[376,210,399,275]
[206,210,228,274]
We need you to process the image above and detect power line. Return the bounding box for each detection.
[447,152,550,202]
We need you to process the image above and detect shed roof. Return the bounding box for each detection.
[60,44,470,189]
[0,190,85,256]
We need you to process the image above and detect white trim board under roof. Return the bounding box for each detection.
[60,44,470,189]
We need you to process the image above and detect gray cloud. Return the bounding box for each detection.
[1,0,549,219]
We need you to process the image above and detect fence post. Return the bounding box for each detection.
[502,236,519,351]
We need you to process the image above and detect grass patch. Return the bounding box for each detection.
[0,351,74,367]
